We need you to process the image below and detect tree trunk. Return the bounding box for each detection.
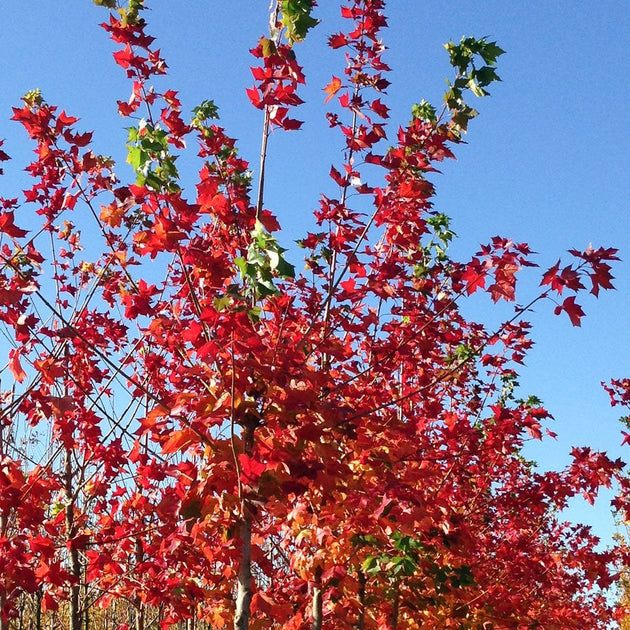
[134,538,145,630]
[83,571,89,630]
[134,602,144,630]
[356,570,366,630]
[64,447,82,630]
[35,590,42,630]
[311,587,322,630]
[0,592,8,630]
[311,565,323,630]
[0,422,9,630]
[386,582,399,630]
[17,594,23,630]
[233,423,255,630]
[234,505,252,630]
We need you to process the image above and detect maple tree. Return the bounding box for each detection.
[0,1,629,628]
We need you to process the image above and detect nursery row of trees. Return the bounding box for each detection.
[1,0,630,628]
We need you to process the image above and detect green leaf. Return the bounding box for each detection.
[213,296,232,312]
[247,306,261,323]
[478,41,506,65]
[443,36,504,135]
[191,100,219,125]
[280,0,319,43]
[144,170,163,191]
[467,80,488,98]
[275,256,295,279]
[411,99,437,122]
[234,257,247,276]
[267,249,280,270]
[361,556,378,574]
[474,65,501,86]
[126,146,142,169]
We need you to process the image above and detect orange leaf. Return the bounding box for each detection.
[8,348,27,383]
[161,428,198,454]
[324,76,342,103]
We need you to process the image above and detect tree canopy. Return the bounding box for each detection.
[0,1,629,628]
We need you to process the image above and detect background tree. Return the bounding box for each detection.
[0,1,628,628]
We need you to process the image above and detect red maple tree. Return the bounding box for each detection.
[0,1,628,629]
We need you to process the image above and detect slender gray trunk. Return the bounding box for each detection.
[134,538,144,630]
[64,447,82,630]
[233,423,255,630]
[0,422,9,630]
[233,501,253,630]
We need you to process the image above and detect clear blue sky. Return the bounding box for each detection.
[1,2,629,544]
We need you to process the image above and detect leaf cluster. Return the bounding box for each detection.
[126,122,180,192]
[443,36,505,136]
[235,219,296,301]
[280,0,319,44]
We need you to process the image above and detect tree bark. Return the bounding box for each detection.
[233,423,255,630]
[386,582,399,630]
[311,565,323,630]
[35,589,42,630]
[134,538,145,630]
[0,422,9,630]
[356,570,366,630]
[0,590,7,630]
[311,587,322,630]
[234,499,252,630]
[64,447,82,630]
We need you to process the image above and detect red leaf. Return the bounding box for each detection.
[370,98,390,119]
[329,165,346,187]
[246,86,262,109]
[557,296,585,326]
[461,259,486,295]
[540,259,561,291]
[259,209,281,232]
[239,454,266,484]
[0,210,28,238]
[0,139,10,162]
[112,45,135,69]
[8,348,27,383]
[328,33,348,49]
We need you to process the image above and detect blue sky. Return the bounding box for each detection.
[1,2,629,544]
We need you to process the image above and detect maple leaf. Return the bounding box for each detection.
[239,454,266,485]
[540,259,562,292]
[0,4,623,628]
[328,32,348,49]
[41,591,59,614]
[0,210,28,238]
[554,296,585,326]
[324,76,342,103]
[461,259,486,295]
[589,264,615,296]
[161,428,198,455]
[112,45,137,70]
[8,348,27,382]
